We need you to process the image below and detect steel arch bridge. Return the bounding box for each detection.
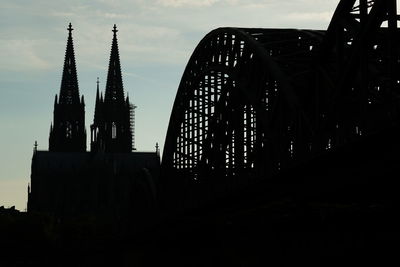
[161,0,400,208]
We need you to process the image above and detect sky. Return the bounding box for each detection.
[0,0,339,210]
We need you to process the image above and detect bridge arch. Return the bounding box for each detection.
[318,0,400,142]
[162,28,324,189]
[161,0,400,209]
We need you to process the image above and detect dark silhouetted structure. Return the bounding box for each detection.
[29,0,400,225]
[49,23,86,152]
[19,2,400,265]
[91,25,134,153]
[28,24,159,219]
[161,0,400,210]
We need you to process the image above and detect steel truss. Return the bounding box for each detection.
[162,0,400,205]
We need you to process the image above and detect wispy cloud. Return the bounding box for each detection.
[51,11,76,17]
[284,11,333,22]
[0,39,52,71]
[103,12,132,19]
[0,0,338,73]
[156,0,219,7]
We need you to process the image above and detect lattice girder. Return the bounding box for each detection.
[162,28,323,185]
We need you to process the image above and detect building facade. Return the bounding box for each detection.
[28,24,159,219]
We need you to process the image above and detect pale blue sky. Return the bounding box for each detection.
[0,0,338,210]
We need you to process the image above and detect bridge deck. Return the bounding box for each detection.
[137,125,400,264]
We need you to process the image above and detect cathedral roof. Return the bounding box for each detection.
[33,151,160,174]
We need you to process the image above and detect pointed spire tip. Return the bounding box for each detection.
[68,23,73,34]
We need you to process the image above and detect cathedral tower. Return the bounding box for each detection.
[49,23,86,152]
[91,25,133,153]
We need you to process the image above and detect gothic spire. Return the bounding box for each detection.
[96,77,100,103]
[59,23,80,105]
[104,24,125,103]
[49,23,86,152]
[90,25,133,153]
[94,77,102,122]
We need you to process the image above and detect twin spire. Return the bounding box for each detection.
[59,23,80,105]
[105,24,125,104]
[49,23,134,153]
[91,24,133,153]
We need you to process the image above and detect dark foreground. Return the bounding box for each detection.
[4,127,400,266]
[2,196,400,267]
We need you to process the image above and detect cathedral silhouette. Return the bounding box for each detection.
[28,24,160,219]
